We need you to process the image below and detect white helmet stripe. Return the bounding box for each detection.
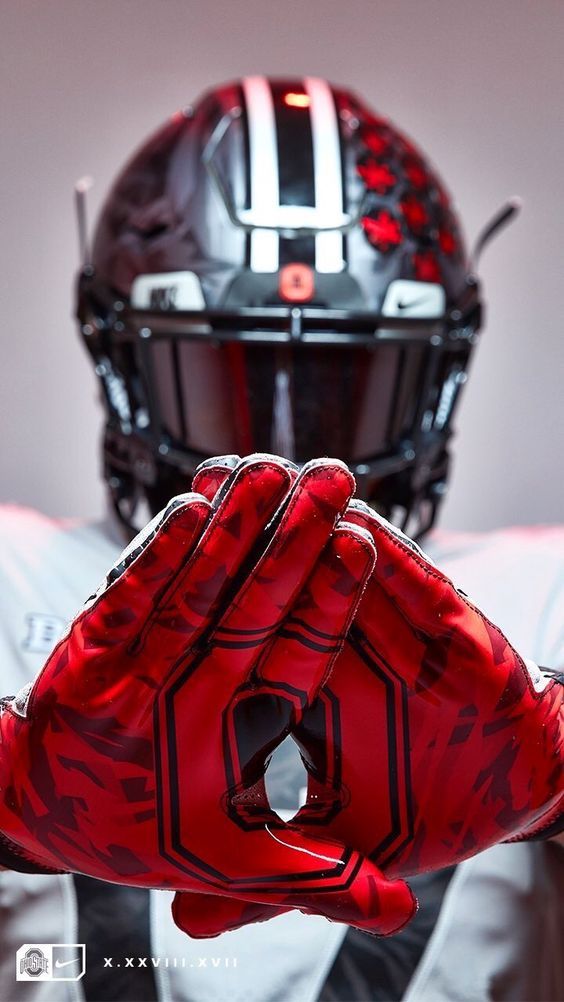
[241,76,280,272]
[305,77,345,273]
[242,76,345,274]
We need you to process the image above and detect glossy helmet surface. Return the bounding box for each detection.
[77,76,482,535]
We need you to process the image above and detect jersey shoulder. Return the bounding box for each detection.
[429,523,564,568]
[0,503,68,539]
[0,504,120,585]
[429,524,564,667]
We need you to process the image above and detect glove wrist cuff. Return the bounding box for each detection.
[0,831,64,875]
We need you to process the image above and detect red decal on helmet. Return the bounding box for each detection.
[279,263,315,302]
[413,251,441,283]
[357,158,397,193]
[401,197,429,233]
[439,228,457,256]
[403,156,428,190]
[360,127,389,157]
[362,212,403,252]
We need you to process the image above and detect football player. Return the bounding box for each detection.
[1,77,561,1002]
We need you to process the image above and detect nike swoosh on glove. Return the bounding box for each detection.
[181,456,562,937]
[0,456,415,936]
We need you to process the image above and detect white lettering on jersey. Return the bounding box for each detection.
[23,613,66,654]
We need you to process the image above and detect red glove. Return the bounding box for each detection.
[182,457,563,936]
[0,456,415,936]
[294,499,563,872]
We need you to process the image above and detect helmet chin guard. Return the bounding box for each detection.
[77,76,485,538]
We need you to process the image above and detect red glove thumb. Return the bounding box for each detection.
[172,830,416,938]
[172,891,287,939]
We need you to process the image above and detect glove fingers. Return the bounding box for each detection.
[66,497,212,691]
[193,453,298,502]
[257,522,376,703]
[172,890,288,939]
[211,459,356,687]
[191,454,242,500]
[86,494,212,620]
[345,503,463,632]
[129,456,293,668]
[221,525,375,799]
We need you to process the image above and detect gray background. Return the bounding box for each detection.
[1,0,563,530]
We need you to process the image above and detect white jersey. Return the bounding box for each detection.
[0,506,562,1002]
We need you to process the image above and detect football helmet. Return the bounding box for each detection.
[77,77,483,536]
